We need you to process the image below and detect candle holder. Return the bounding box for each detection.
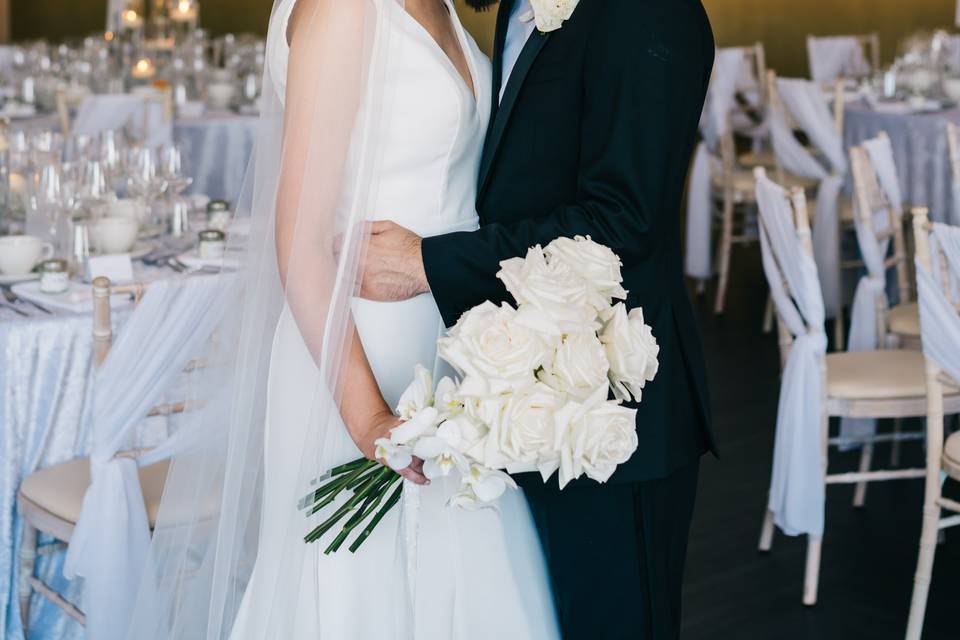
[168,0,200,46]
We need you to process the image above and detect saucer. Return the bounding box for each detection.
[0,271,40,286]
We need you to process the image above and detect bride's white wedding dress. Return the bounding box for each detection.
[228,0,559,638]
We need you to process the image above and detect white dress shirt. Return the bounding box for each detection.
[499,0,536,103]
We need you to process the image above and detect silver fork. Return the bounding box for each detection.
[1,286,52,315]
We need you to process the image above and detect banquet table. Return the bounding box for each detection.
[7,107,258,204]
[0,261,221,639]
[175,111,258,203]
[844,100,959,222]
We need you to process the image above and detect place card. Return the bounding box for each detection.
[85,254,135,285]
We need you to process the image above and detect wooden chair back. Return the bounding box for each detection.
[753,167,816,369]
[911,205,960,530]
[92,277,190,418]
[848,134,912,307]
[947,121,960,187]
[806,33,881,82]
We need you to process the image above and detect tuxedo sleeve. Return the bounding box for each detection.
[421,0,712,327]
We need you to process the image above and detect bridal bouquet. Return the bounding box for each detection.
[301,236,659,553]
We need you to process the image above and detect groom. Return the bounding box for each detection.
[359,0,716,637]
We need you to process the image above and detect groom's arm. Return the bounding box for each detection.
[422,0,713,326]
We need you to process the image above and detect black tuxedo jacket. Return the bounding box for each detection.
[422,0,717,484]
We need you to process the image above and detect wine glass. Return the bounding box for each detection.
[125,146,168,226]
[158,144,193,195]
[76,159,115,218]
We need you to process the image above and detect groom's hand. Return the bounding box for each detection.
[357,221,429,302]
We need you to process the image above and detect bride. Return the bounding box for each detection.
[128,0,558,638]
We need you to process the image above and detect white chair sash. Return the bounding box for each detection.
[848,137,897,333]
[843,136,904,440]
[756,173,829,537]
[685,49,746,280]
[807,36,871,83]
[918,223,960,384]
[62,276,231,640]
[74,94,172,147]
[771,78,844,318]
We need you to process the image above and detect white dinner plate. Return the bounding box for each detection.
[11,281,134,314]
[91,240,154,260]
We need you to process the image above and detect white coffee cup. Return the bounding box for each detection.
[91,217,139,255]
[206,83,235,110]
[108,198,149,224]
[0,235,54,275]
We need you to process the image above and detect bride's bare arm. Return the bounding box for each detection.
[276,0,425,481]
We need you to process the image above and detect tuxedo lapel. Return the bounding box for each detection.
[477,13,552,205]
[488,0,513,119]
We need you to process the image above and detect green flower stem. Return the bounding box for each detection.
[348,482,404,554]
[328,458,372,478]
[298,458,374,509]
[323,471,398,554]
[345,466,381,491]
[305,465,394,543]
[302,463,370,516]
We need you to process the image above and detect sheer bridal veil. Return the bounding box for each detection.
[126,0,404,636]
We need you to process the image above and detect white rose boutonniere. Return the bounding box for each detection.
[526,0,580,34]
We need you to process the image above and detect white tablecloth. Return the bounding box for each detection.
[0,265,219,639]
[844,101,958,222]
[175,111,257,204]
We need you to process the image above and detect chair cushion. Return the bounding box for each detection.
[712,169,817,195]
[738,149,777,168]
[19,458,169,527]
[826,350,935,400]
[888,302,920,337]
[943,432,960,480]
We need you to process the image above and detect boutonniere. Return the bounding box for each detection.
[523,0,580,34]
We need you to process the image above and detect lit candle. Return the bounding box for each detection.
[169,0,198,23]
[131,57,156,79]
[121,9,144,29]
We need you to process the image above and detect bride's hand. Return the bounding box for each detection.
[360,411,429,486]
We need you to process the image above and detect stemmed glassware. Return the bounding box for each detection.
[125,146,168,227]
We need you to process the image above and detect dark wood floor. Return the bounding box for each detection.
[681,246,960,640]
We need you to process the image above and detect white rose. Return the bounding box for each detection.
[600,304,660,403]
[546,387,637,487]
[439,301,550,395]
[396,364,434,420]
[498,247,598,335]
[575,403,639,484]
[496,382,564,464]
[529,0,580,33]
[537,332,610,401]
[544,236,627,312]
